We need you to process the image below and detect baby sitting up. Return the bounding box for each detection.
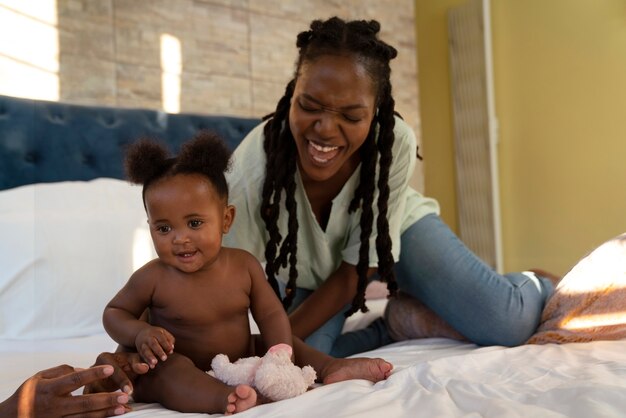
[103,132,392,415]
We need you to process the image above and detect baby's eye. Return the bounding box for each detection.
[156,225,171,234]
[188,220,203,229]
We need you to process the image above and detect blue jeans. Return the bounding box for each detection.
[287,213,554,357]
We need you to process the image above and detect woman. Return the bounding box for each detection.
[223,16,554,357]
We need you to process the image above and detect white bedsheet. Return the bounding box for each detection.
[2,334,626,417]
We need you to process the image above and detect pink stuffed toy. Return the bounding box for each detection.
[209,343,317,401]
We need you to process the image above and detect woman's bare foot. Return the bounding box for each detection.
[321,357,393,385]
[224,385,258,415]
[385,292,466,342]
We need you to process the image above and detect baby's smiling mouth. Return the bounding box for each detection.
[176,251,197,259]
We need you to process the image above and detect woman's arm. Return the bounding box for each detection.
[288,262,377,340]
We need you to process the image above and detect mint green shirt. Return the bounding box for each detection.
[224,116,439,290]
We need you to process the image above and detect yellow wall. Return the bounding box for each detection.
[415,0,466,232]
[416,0,626,275]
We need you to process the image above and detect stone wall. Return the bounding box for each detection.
[1,0,423,188]
[54,1,419,124]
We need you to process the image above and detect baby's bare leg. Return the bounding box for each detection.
[250,335,392,384]
[292,337,393,384]
[133,353,257,414]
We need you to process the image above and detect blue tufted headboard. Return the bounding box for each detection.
[0,94,260,190]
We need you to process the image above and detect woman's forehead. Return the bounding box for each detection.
[296,55,376,104]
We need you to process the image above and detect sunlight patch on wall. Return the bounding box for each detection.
[0,0,59,100]
[160,33,181,114]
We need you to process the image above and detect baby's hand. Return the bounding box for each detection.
[135,326,175,368]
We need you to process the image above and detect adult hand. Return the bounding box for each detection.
[83,351,150,395]
[0,364,130,418]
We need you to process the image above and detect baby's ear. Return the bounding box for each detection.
[222,204,236,233]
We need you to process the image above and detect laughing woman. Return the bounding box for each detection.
[224,16,555,357]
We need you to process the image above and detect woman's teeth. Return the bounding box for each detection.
[308,141,339,163]
[310,142,338,153]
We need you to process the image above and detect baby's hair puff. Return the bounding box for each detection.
[125,130,233,203]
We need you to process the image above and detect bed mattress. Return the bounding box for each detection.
[3,334,626,417]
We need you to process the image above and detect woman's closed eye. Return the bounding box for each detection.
[298,98,321,113]
[298,97,362,123]
[341,113,362,123]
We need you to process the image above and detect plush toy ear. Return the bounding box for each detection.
[301,365,317,387]
[210,353,261,386]
[268,343,293,356]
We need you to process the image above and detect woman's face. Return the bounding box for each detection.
[289,54,377,183]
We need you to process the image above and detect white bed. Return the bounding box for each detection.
[2,179,626,417]
[3,334,626,417]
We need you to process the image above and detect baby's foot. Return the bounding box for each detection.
[321,357,393,385]
[224,384,258,415]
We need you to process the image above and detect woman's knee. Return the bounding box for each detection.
[468,286,544,346]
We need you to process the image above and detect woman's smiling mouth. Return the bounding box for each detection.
[307,140,340,164]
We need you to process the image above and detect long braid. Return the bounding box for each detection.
[345,20,400,314]
[346,122,378,315]
[262,17,399,313]
[374,84,398,298]
[261,80,299,305]
[279,155,299,309]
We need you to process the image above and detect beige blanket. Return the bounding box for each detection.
[527,233,626,344]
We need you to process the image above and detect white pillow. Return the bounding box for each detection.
[0,178,156,339]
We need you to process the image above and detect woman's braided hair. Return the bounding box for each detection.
[125,131,232,204]
[261,17,400,316]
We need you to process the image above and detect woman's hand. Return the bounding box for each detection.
[0,364,131,418]
[135,325,175,368]
[289,262,376,339]
[83,351,150,395]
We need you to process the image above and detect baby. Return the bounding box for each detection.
[103,132,393,415]
[103,132,292,414]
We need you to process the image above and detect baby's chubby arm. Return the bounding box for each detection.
[246,252,293,357]
[103,265,175,369]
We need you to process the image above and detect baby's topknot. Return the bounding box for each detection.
[176,130,232,177]
[125,139,172,185]
[124,131,233,204]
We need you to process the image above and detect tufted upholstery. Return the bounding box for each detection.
[0,95,260,190]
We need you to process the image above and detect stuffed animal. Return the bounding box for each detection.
[209,343,317,401]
